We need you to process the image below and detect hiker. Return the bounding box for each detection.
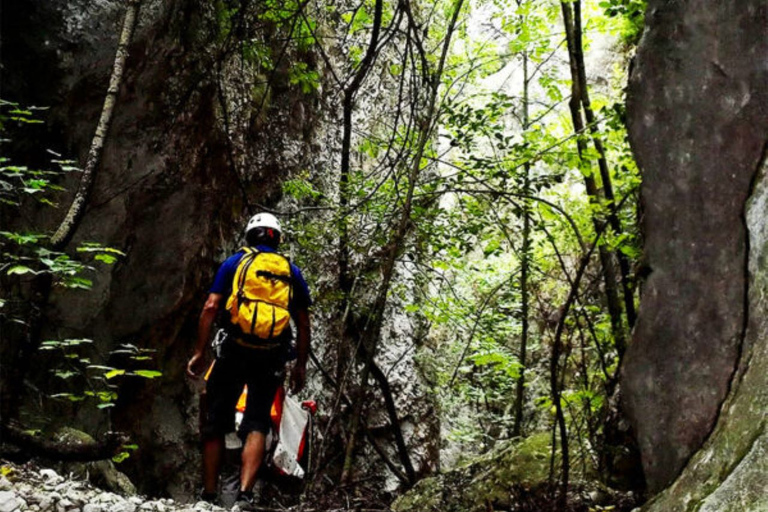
[187,213,312,509]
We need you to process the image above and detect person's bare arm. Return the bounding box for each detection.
[187,293,223,378]
[290,309,311,393]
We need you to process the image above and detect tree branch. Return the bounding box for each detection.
[50,0,142,250]
[1,425,129,462]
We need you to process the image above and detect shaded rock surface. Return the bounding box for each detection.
[638,160,768,511]
[622,0,768,493]
[50,428,136,496]
[1,0,321,499]
[2,0,440,501]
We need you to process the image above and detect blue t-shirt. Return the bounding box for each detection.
[210,245,312,315]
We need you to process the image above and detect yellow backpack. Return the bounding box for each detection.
[226,247,293,341]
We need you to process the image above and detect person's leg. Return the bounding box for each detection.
[202,435,225,495]
[202,352,244,499]
[237,352,283,498]
[240,431,268,492]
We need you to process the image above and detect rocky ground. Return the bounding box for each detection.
[0,459,394,512]
[0,460,233,512]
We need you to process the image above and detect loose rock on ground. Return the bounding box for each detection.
[0,461,228,512]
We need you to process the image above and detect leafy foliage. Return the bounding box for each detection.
[0,100,158,460]
[282,0,643,488]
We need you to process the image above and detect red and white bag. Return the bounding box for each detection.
[268,387,317,478]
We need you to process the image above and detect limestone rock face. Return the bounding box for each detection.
[3,0,440,500]
[622,0,768,494]
[2,0,321,498]
[640,160,768,511]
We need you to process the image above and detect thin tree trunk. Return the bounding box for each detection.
[50,0,142,250]
[337,0,386,484]
[571,0,636,329]
[366,346,417,482]
[306,350,411,487]
[550,222,606,509]
[512,47,531,439]
[560,0,626,357]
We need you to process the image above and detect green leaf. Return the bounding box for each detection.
[53,370,78,380]
[61,276,93,289]
[112,452,130,463]
[0,232,45,245]
[132,370,162,379]
[105,369,126,380]
[94,253,117,264]
[51,393,86,402]
[7,265,35,275]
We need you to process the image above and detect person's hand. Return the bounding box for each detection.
[290,364,306,394]
[187,351,206,378]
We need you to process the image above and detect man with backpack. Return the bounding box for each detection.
[186,213,312,509]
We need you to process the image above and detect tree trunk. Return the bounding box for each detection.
[560,0,626,357]
[512,48,530,439]
[571,1,636,329]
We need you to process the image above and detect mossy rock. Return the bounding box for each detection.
[392,433,552,512]
[52,427,137,495]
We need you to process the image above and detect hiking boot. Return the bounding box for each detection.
[197,489,218,505]
[232,489,258,511]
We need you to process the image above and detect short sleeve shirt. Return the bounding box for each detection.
[209,245,312,315]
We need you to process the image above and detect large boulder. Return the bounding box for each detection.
[622,0,768,493]
[639,156,768,511]
[391,433,639,512]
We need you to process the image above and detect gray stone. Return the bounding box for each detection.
[111,502,137,512]
[38,496,54,512]
[0,491,21,512]
[56,497,72,512]
[623,0,768,493]
[82,505,102,512]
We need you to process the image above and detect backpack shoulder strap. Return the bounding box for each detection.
[235,248,259,296]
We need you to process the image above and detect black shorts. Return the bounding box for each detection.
[201,341,285,439]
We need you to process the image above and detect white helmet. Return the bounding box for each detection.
[246,212,282,235]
